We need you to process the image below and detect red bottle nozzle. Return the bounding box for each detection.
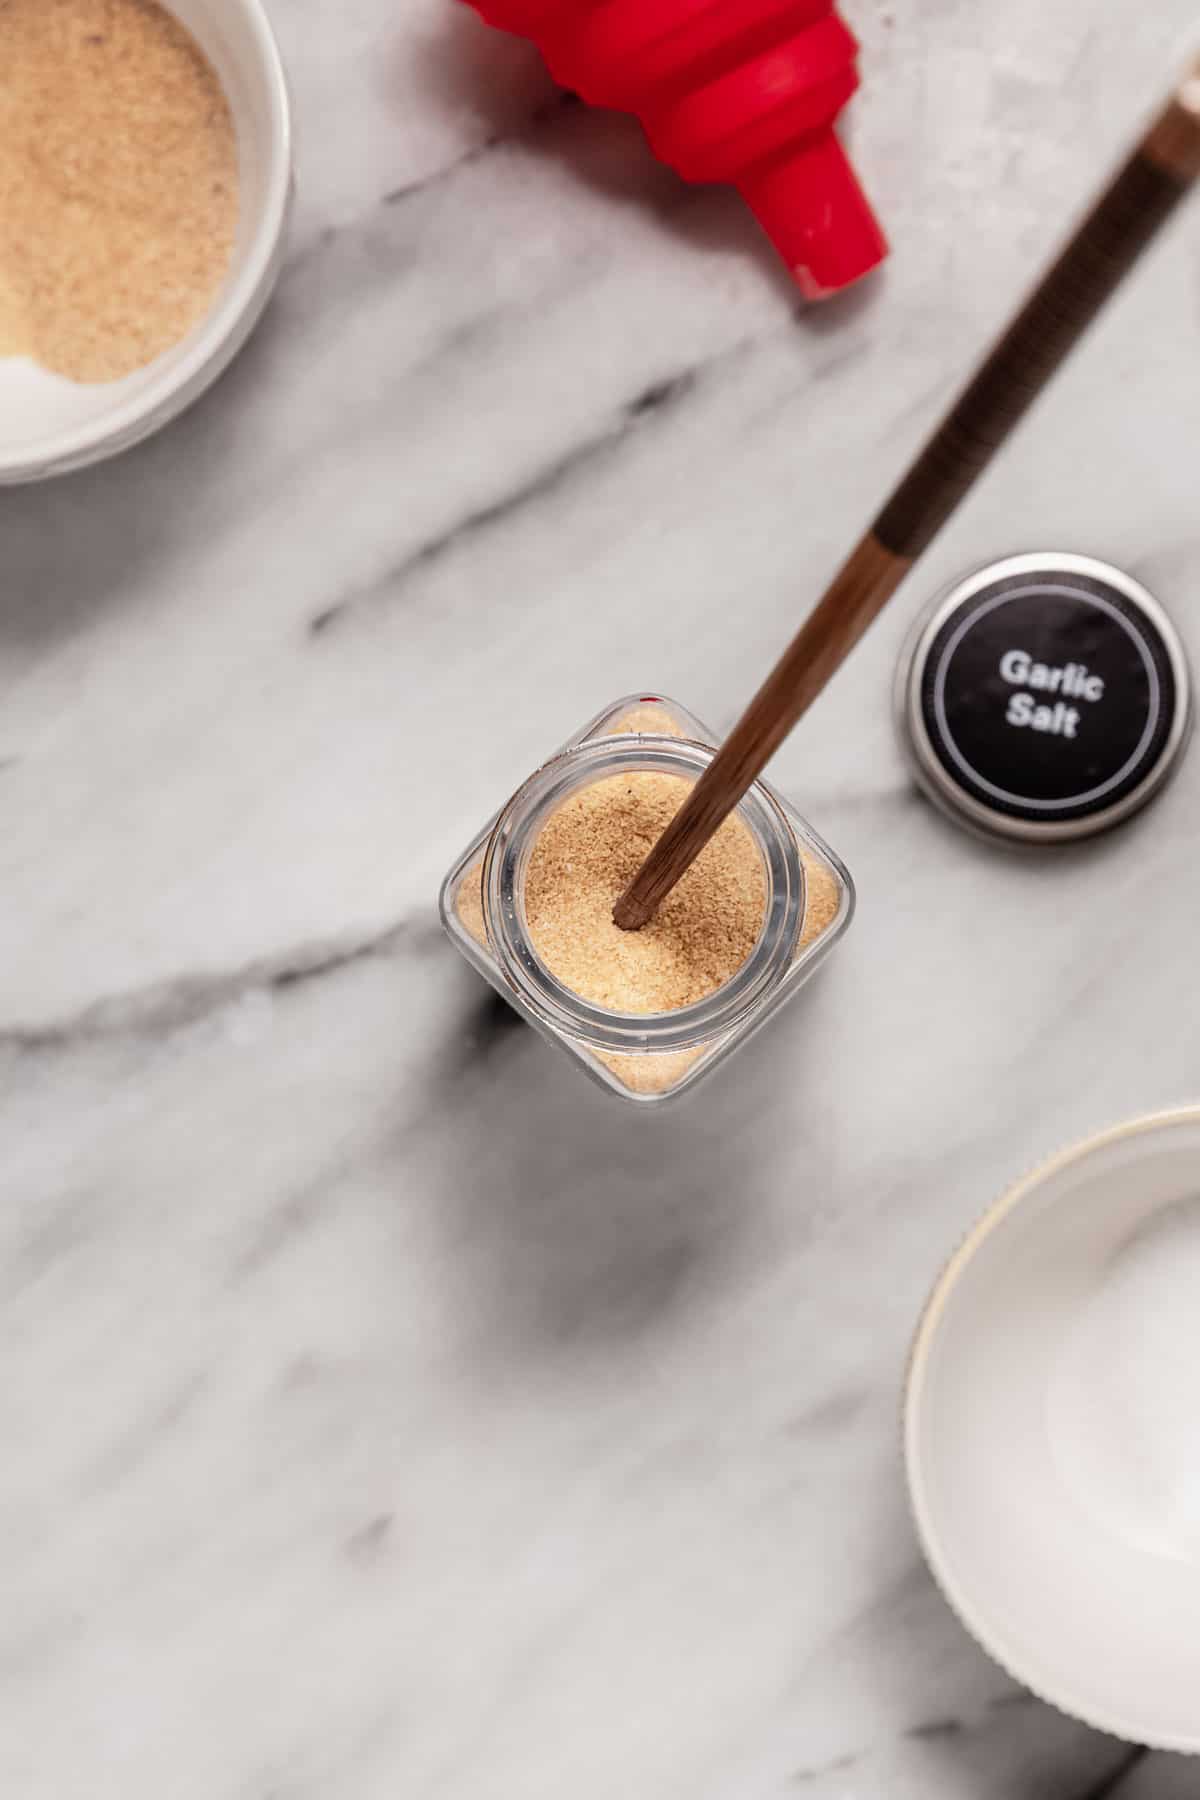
[463,0,887,297]
[740,131,888,298]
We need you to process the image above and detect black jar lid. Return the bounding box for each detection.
[898,553,1192,844]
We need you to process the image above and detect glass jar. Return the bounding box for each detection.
[438,695,855,1104]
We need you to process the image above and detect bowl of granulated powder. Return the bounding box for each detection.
[0,0,291,482]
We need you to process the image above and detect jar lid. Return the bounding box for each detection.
[898,553,1192,843]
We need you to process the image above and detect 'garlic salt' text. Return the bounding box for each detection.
[1000,648,1105,739]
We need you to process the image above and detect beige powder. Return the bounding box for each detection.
[452,744,842,1093]
[524,771,767,1015]
[797,851,840,948]
[0,0,238,383]
[0,269,28,358]
[604,706,678,737]
[456,861,488,951]
[455,844,837,963]
[593,1043,706,1093]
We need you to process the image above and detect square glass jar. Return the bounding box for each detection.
[438,695,855,1105]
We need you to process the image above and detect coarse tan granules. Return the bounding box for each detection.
[455,844,837,965]
[452,837,838,1096]
[0,270,27,358]
[0,0,238,383]
[525,772,767,1015]
[604,705,677,737]
[452,727,842,1094]
[594,1042,705,1094]
[796,852,839,948]
[456,864,488,952]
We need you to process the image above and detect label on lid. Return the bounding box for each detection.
[903,556,1191,842]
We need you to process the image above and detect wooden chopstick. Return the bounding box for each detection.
[614,60,1200,932]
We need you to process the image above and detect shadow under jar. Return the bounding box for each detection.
[439,695,855,1104]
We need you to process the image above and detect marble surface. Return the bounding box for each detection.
[4,1,1200,1793]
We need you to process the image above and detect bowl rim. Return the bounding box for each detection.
[0,0,293,483]
[904,1102,1200,1753]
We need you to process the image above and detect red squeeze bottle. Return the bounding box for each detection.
[463,0,887,297]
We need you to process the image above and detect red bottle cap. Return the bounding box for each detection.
[464,0,887,297]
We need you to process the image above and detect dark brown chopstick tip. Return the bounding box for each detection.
[613,890,651,932]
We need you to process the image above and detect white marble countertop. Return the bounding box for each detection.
[4,1,1200,1793]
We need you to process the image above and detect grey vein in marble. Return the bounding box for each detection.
[4,0,1200,1795]
[0,919,428,1052]
[308,363,706,633]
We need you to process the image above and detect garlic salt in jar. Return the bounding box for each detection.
[439,696,854,1104]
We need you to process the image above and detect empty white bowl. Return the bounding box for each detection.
[906,1107,1200,1751]
[0,0,291,483]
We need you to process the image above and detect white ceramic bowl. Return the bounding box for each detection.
[0,0,291,483]
[906,1107,1200,1750]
